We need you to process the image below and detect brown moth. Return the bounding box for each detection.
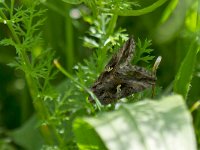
[89,37,156,105]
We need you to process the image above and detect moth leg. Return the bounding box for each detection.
[116,84,122,98]
[116,84,121,93]
[105,67,113,72]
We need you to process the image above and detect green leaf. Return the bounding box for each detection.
[8,115,44,150]
[73,119,107,150]
[134,38,154,64]
[73,95,196,150]
[174,36,200,99]
[62,0,82,4]
[154,0,194,43]
[160,0,179,23]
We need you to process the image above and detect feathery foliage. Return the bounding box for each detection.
[0,0,199,149]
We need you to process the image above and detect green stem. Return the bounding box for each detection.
[4,15,37,98]
[0,7,20,44]
[108,0,168,16]
[197,0,200,31]
[1,2,63,145]
[2,1,10,11]
[10,0,14,18]
[7,20,53,140]
[54,59,102,110]
[1,4,40,125]
[41,1,66,17]
[65,4,74,73]
[6,21,37,98]
[7,21,21,44]
[106,14,118,39]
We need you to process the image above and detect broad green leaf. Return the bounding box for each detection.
[8,115,44,150]
[73,95,196,150]
[154,0,194,43]
[73,119,107,150]
[62,0,82,4]
[174,36,200,99]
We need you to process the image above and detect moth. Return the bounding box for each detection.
[89,37,156,105]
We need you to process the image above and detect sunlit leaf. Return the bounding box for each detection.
[73,95,196,150]
[185,2,198,32]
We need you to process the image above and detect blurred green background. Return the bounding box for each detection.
[0,0,200,149]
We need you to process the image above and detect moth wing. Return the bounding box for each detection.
[105,36,135,70]
[115,65,156,99]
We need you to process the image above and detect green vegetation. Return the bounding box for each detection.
[0,0,199,149]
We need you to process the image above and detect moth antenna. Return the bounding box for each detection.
[151,56,162,98]
[152,56,162,75]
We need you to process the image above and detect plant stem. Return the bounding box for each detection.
[1,2,64,145]
[41,1,66,17]
[106,14,118,38]
[8,19,54,143]
[65,4,74,73]
[54,59,102,110]
[196,0,200,31]
[108,0,168,16]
